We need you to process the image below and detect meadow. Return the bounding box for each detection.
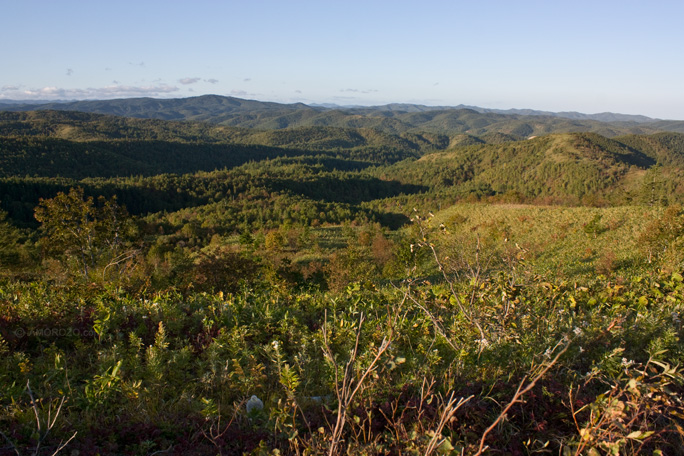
[2,201,683,455]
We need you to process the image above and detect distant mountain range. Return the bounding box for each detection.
[1,95,682,137]
[315,102,659,123]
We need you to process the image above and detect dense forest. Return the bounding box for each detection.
[1,108,683,455]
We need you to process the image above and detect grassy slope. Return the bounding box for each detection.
[431,203,660,280]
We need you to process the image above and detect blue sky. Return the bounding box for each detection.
[2,0,683,119]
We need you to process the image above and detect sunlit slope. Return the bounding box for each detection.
[382,132,684,204]
[429,203,662,280]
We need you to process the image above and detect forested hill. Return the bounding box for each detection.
[3,94,684,136]
[2,110,684,212]
[0,111,452,178]
[0,95,317,122]
[379,131,684,205]
[0,110,448,151]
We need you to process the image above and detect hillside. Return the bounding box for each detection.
[1,95,319,122]
[373,132,684,206]
[0,112,682,249]
[4,95,684,136]
[0,111,454,180]
[0,111,684,219]
[0,110,449,151]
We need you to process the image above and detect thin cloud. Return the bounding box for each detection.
[340,88,379,94]
[179,77,201,85]
[95,84,179,97]
[66,69,73,76]
[0,84,179,100]
[128,61,146,67]
[229,89,262,99]
[205,78,219,84]
[243,78,251,82]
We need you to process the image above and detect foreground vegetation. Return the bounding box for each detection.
[1,110,683,455]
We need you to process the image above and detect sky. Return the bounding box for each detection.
[2,0,683,119]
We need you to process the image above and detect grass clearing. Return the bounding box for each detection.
[431,203,663,280]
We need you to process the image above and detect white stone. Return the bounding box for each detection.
[246,395,263,414]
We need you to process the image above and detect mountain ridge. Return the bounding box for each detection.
[0,94,671,127]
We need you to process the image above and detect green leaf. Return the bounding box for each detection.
[437,437,454,454]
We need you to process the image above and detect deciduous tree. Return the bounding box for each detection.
[34,187,132,279]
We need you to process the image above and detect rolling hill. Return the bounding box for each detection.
[2,110,684,212]
[3,95,684,137]
[374,131,684,206]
